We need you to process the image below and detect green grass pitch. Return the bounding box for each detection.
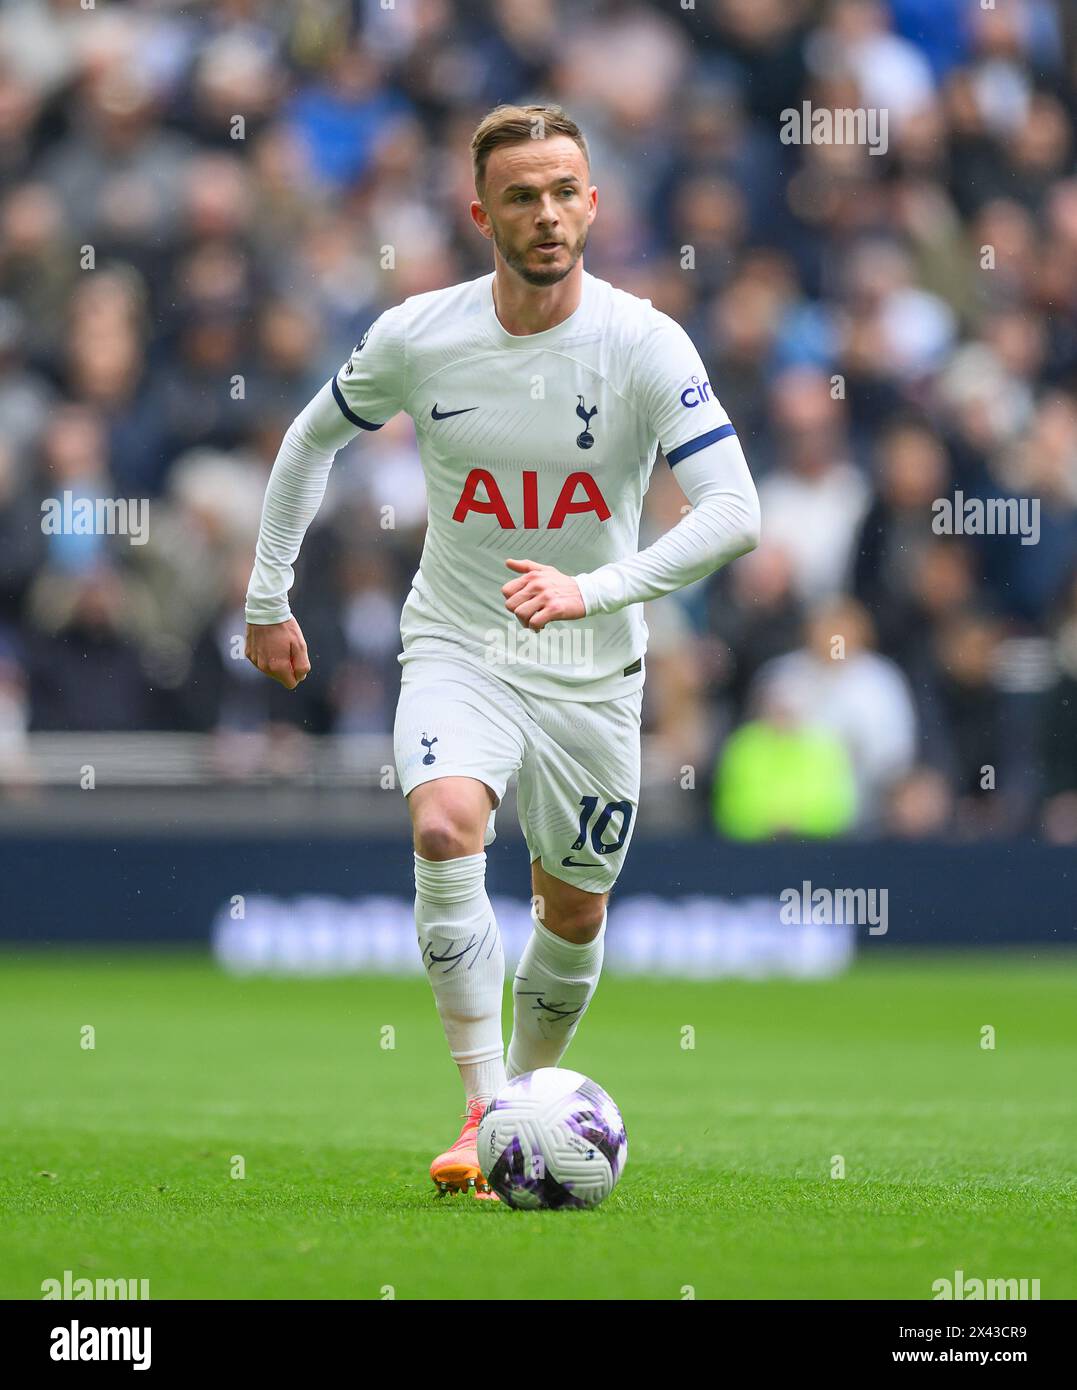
[1,950,1074,1300]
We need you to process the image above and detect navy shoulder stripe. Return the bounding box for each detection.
[666,423,736,467]
[331,377,385,431]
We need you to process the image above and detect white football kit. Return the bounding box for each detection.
[247,269,759,891]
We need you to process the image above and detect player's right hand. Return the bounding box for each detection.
[245,617,311,690]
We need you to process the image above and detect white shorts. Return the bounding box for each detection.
[394,648,643,895]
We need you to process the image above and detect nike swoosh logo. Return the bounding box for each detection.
[561,856,599,868]
[431,403,478,420]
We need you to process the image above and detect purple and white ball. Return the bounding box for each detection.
[478,1068,628,1210]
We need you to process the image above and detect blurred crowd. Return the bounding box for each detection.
[0,0,1075,841]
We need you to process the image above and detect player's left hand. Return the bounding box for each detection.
[502,559,586,630]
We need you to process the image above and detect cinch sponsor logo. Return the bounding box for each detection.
[932,1269,1041,1300]
[49,1321,151,1370]
[680,375,712,408]
[452,469,610,529]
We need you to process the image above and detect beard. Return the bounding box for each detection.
[492,220,589,286]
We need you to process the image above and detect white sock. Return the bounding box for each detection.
[414,851,506,1107]
[506,899,606,1079]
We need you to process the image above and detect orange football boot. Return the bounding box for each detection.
[430,1098,498,1199]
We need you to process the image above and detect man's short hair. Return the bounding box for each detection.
[470,103,590,198]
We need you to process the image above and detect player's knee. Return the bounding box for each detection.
[413,811,482,861]
[409,779,492,860]
[543,895,607,944]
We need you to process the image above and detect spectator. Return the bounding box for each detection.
[26,565,155,731]
[756,369,871,602]
[712,682,857,841]
[751,598,917,828]
[1040,568,1077,844]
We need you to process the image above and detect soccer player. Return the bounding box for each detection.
[245,104,760,1197]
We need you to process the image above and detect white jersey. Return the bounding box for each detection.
[330,270,736,702]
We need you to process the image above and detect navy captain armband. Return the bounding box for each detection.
[331,377,385,431]
[665,424,736,467]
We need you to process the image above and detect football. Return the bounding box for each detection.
[478,1068,628,1209]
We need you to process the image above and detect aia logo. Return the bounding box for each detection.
[452,471,611,529]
